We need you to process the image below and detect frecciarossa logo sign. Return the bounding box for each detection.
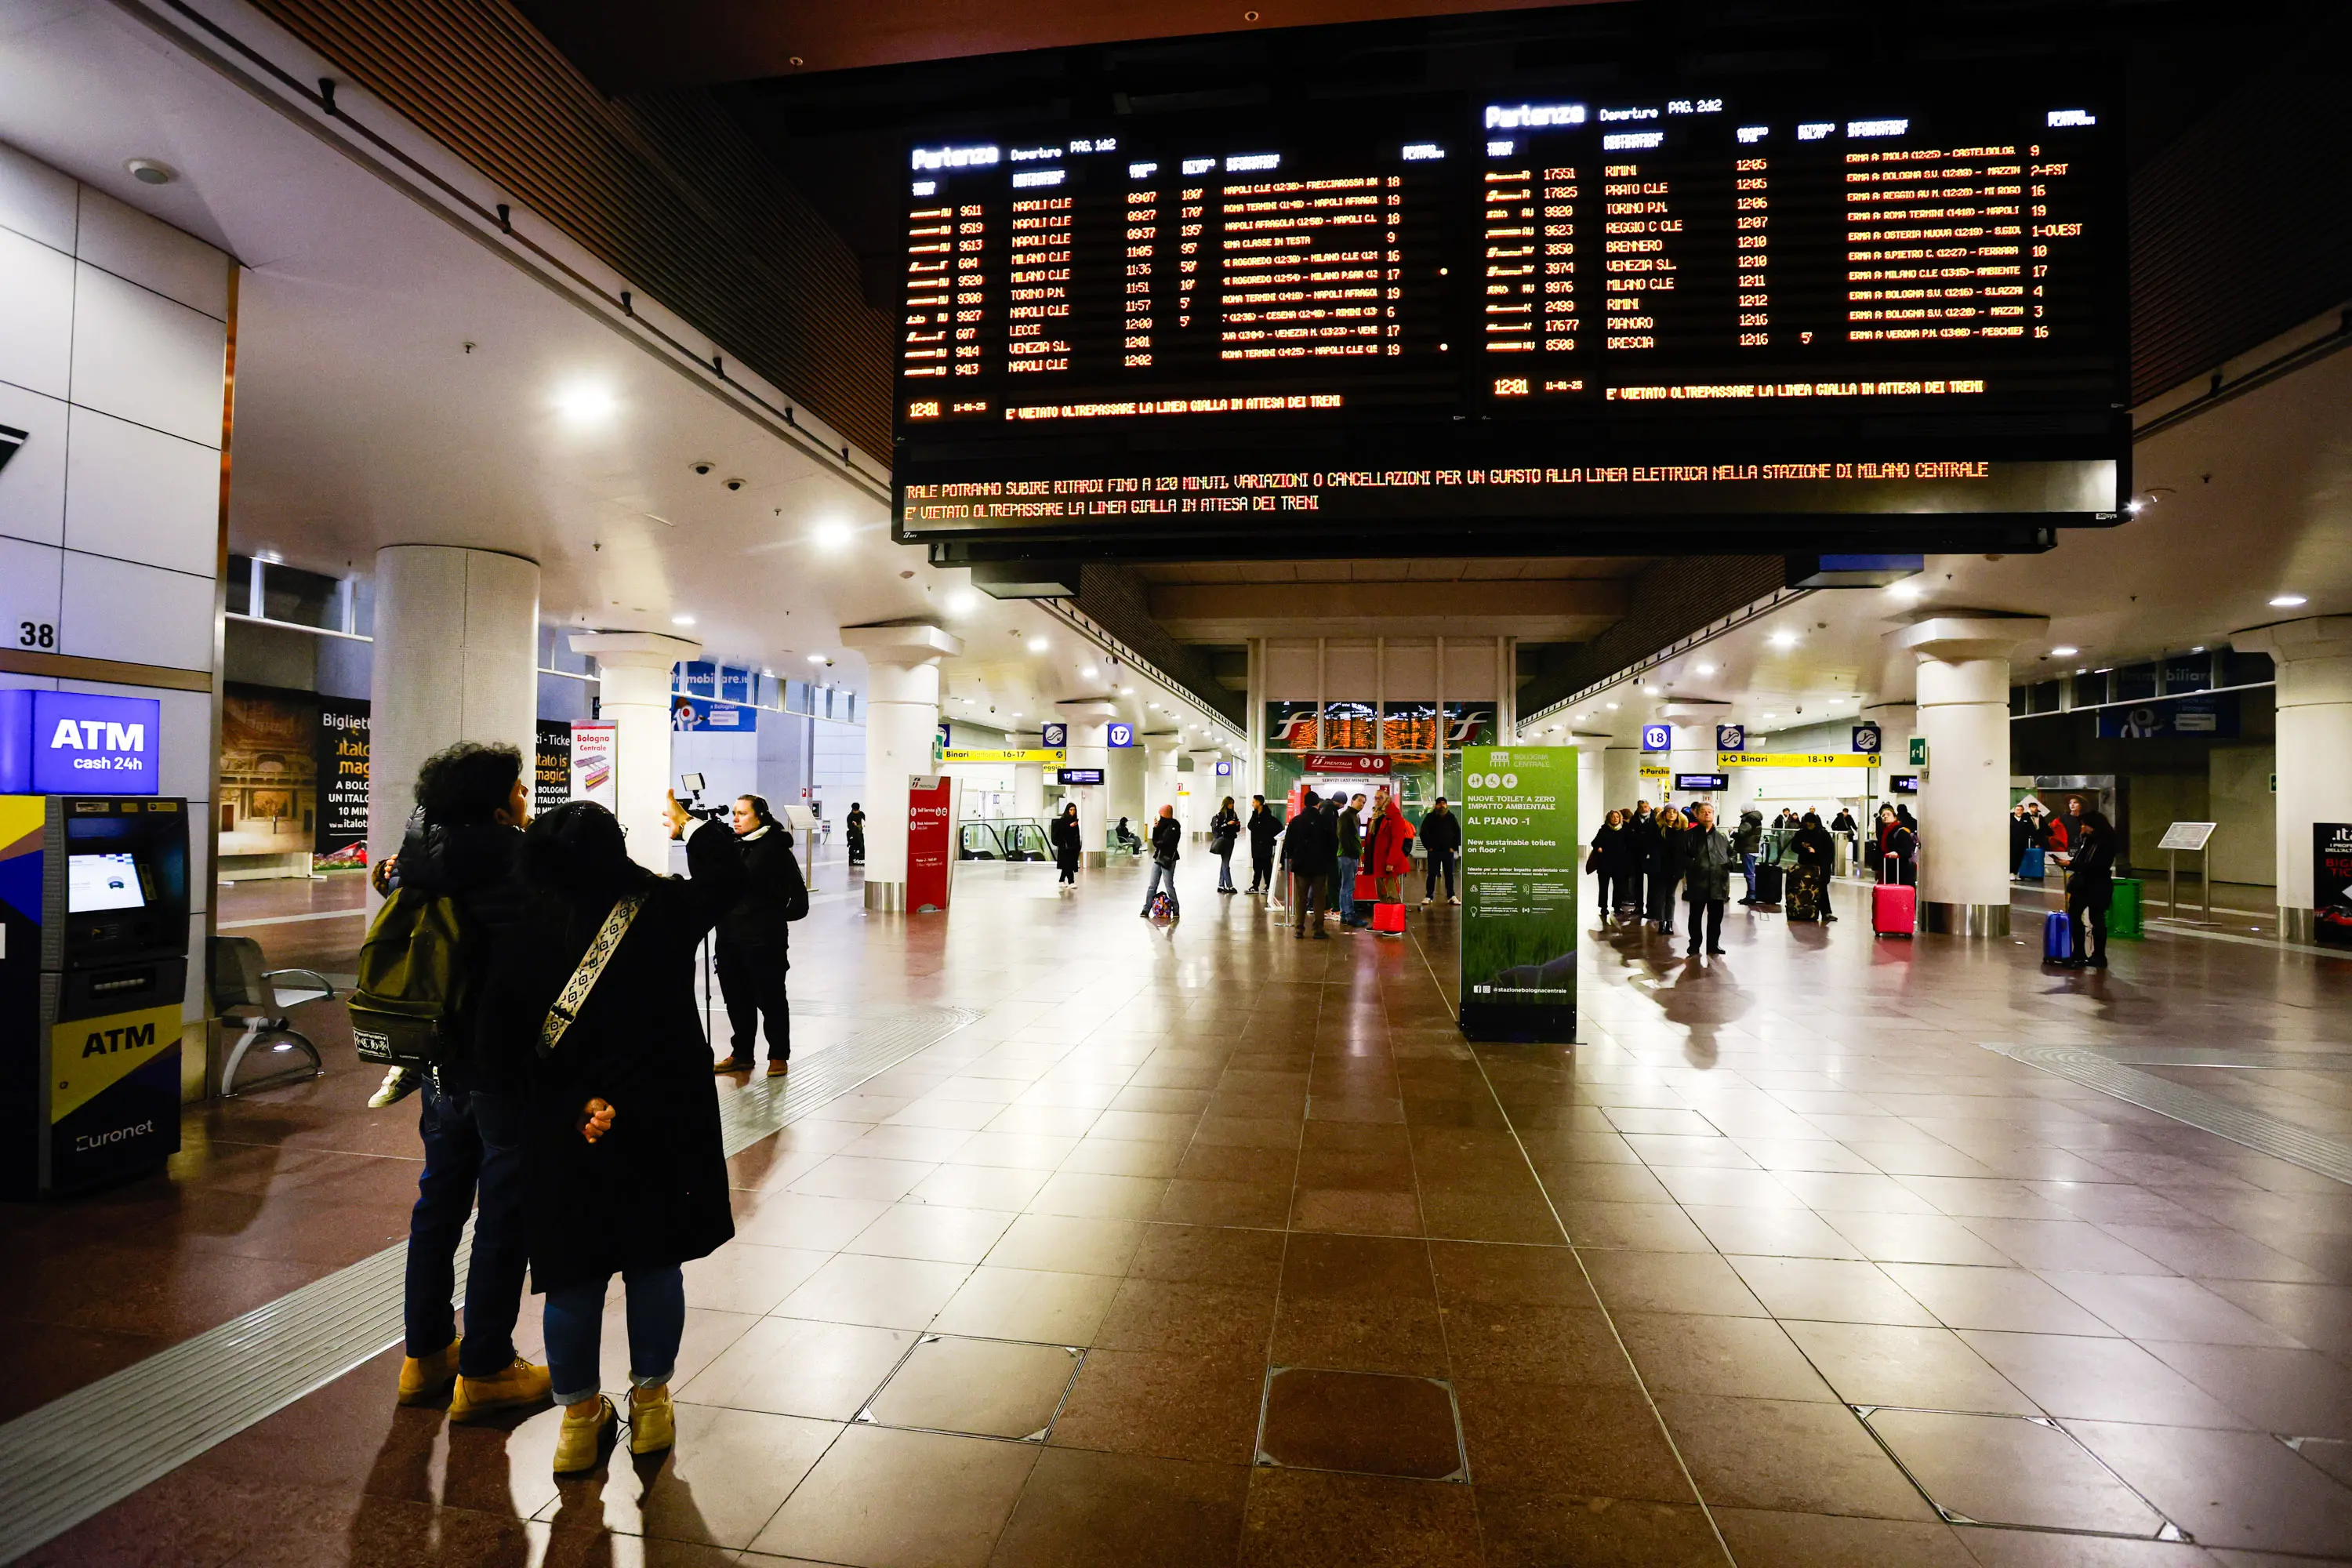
[0,690,161,795]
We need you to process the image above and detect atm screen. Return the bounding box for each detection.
[68,851,147,913]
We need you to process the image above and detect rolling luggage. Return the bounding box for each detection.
[1872,856,1915,938]
[1751,862,1784,907]
[2042,909,2074,963]
[1786,864,1824,922]
[2019,845,2045,879]
[1370,902,1407,935]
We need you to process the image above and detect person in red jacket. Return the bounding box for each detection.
[1364,787,1415,906]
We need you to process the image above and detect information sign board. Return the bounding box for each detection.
[1717,752,1878,768]
[0,691,160,796]
[907,775,955,913]
[942,748,1067,764]
[1675,773,1730,792]
[892,59,2124,550]
[1058,768,1105,785]
[569,723,618,812]
[2157,822,2216,852]
[1460,746,1577,1042]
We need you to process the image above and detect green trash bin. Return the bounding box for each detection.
[2109,877,2143,939]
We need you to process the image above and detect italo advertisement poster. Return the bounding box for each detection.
[314,697,370,859]
[2316,823,2352,949]
[1459,745,1577,1041]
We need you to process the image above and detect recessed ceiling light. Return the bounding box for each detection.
[1605,702,1620,710]
[1082,666,1099,678]
[1768,630,1798,648]
[1642,685,1661,695]
[2126,499,2146,514]
[1762,712,1776,720]
[815,520,853,550]
[553,383,617,422]
[1027,637,1048,652]
[1120,686,1134,695]
[1695,663,1717,676]
[2050,645,2078,657]
[2190,645,2205,653]
[1889,582,1922,601]
[1011,711,1024,718]
[125,158,175,186]
[946,590,978,614]
[2270,593,2307,608]
[671,614,696,626]
[807,653,826,664]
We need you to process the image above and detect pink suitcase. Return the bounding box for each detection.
[1873,855,1915,938]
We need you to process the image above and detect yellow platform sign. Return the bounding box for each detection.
[1718,752,1879,768]
[52,1004,181,1123]
[941,749,1066,764]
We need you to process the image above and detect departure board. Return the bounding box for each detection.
[891,74,2124,549]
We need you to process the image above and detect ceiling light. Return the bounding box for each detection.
[815,520,853,550]
[1027,637,1048,652]
[553,383,617,422]
[1605,702,1620,710]
[1642,685,1661,695]
[1011,711,1023,718]
[2125,499,2145,514]
[2270,593,2307,608]
[1889,582,1922,601]
[807,653,826,664]
[1082,666,1099,678]
[1768,630,1797,648]
[2190,645,2205,653]
[671,614,696,626]
[1762,713,1776,720]
[946,590,978,614]
[125,158,175,186]
[2050,646,2078,657]
[1695,663,1716,676]
[1120,686,1134,695]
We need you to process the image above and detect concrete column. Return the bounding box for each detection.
[1573,735,1611,852]
[1062,700,1116,868]
[1013,761,1045,822]
[1889,616,2047,936]
[369,546,539,879]
[840,623,964,911]
[1145,740,1182,824]
[2233,616,2352,940]
[1187,748,1225,833]
[1601,745,1642,819]
[568,629,701,870]
[1108,737,1147,842]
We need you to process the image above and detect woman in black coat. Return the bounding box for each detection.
[1645,807,1688,931]
[489,793,745,1474]
[1210,796,1241,893]
[712,793,802,1077]
[1789,811,1838,922]
[1246,795,1281,895]
[2063,808,2120,968]
[1050,802,1082,888]
[1588,811,1627,923]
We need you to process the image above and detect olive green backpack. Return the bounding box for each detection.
[349,889,479,1069]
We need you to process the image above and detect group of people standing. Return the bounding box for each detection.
[2013,793,2122,967]
[371,742,801,1479]
[1586,800,1738,955]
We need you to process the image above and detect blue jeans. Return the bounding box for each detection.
[1740,851,1758,900]
[1216,848,1235,890]
[1335,856,1359,924]
[405,1083,528,1377]
[545,1265,684,1407]
[1141,860,1180,914]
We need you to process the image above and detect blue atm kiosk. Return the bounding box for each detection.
[2,670,193,1193]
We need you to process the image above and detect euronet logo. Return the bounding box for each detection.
[74,1119,156,1152]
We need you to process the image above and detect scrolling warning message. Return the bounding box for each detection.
[891,75,2123,547]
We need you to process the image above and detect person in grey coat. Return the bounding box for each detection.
[1682,803,1735,956]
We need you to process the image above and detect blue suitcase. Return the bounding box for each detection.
[2042,909,2073,963]
[2019,846,2045,879]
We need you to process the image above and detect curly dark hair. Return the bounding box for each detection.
[413,742,522,826]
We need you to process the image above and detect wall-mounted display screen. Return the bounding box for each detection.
[67,851,147,913]
[892,67,2122,549]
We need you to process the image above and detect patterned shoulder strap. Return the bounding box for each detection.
[540,890,648,1054]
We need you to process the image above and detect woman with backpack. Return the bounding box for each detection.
[712,794,806,1077]
[492,791,746,1475]
[1210,796,1241,894]
[1051,801,1083,889]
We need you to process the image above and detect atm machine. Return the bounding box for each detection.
[0,795,191,1197]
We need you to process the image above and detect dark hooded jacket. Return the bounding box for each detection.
[392,816,528,1093]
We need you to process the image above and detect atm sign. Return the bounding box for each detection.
[0,691,161,796]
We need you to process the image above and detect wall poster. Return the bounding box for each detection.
[569,722,618,814]
[313,697,370,860]
[220,684,317,862]
[1459,745,1577,1043]
[534,720,572,819]
[2317,823,2352,949]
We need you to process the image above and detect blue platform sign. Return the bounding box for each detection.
[1215,760,1233,777]
[1107,721,1136,748]
[1041,722,1068,748]
[1640,724,1671,753]
[1715,724,1744,753]
[1853,724,1883,755]
[0,691,161,795]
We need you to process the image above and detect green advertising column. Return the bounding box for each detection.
[1460,746,1578,1042]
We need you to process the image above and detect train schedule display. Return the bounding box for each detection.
[891,70,2122,549]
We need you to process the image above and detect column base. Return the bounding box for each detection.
[2279,907,2316,944]
[1921,902,2010,938]
[1083,851,1106,869]
[864,881,906,913]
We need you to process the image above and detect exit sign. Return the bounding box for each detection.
[1907,737,1928,768]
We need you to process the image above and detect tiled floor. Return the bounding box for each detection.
[16,854,2352,1566]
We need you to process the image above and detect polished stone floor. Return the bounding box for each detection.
[15,851,2352,1566]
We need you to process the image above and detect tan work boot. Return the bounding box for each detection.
[396,1338,459,1406]
[628,1383,675,1455]
[448,1356,552,1422]
[553,1396,615,1475]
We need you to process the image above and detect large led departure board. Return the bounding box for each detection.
[891,71,2124,550]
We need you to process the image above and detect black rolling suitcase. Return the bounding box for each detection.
[1752,862,1784,907]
